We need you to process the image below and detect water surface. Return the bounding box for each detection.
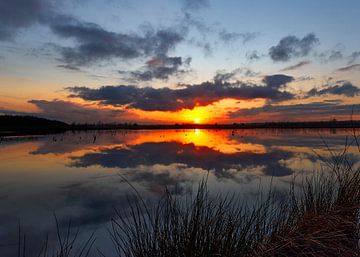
[0,129,359,256]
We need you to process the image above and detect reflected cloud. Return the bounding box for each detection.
[69,141,294,178]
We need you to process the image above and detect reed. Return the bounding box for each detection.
[110,136,360,257]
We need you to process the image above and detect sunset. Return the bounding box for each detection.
[1,0,360,124]
[1,1,360,256]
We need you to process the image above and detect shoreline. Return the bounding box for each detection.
[1,126,360,138]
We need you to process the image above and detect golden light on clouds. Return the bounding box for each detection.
[131,98,267,124]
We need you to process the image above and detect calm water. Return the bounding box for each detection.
[0,129,359,256]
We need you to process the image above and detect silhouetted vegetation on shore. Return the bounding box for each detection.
[1,115,360,137]
[0,115,70,136]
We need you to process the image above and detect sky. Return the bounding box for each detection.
[0,0,360,124]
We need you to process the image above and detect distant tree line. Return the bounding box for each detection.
[1,115,360,136]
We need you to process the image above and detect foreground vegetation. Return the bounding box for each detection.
[15,135,360,257]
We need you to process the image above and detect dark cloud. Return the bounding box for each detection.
[219,30,259,44]
[28,99,123,123]
[262,74,294,89]
[48,16,185,67]
[307,82,360,98]
[124,55,191,81]
[348,51,360,64]
[281,60,310,71]
[269,33,319,62]
[66,76,295,111]
[229,102,360,120]
[0,0,53,40]
[0,2,197,68]
[335,64,360,72]
[180,0,209,11]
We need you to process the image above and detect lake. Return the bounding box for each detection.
[0,129,359,256]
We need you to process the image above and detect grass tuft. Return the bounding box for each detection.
[111,137,360,257]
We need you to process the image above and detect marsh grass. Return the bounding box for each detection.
[110,135,360,257]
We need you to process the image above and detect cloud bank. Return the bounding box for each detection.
[66,74,295,111]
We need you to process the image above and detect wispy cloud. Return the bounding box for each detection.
[281,60,310,71]
[347,51,360,64]
[318,50,343,63]
[213,67,259,83]
[335,64,360,72]
[180,0,209,11]
[218,30,259,44]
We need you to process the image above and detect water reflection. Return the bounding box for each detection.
[0,129,359,256]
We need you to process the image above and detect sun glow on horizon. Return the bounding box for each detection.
[131,98,268,124]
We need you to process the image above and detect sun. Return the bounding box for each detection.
[194,117,200,124]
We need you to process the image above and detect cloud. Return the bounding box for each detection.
[318,50,343,63]
[262,74,294,89]
[219,30,259,44]
[123,55,192,81]
[269,33,319,62]
[0,1,197,68]
[180,0,209,11]
[307,82,360,98]
[0,0,53,40]
[348,51,360,64]
[281,60,310,71]
[335,64,360,72]
[66,76,295,111]
[229,102,360,120]
[246,50,261,61]
[28,99,124,123]
[57,64,81,71]
[296,76,314,81]
[48,16,185,67]
[213,70,239,83]
[213,68,259,83]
